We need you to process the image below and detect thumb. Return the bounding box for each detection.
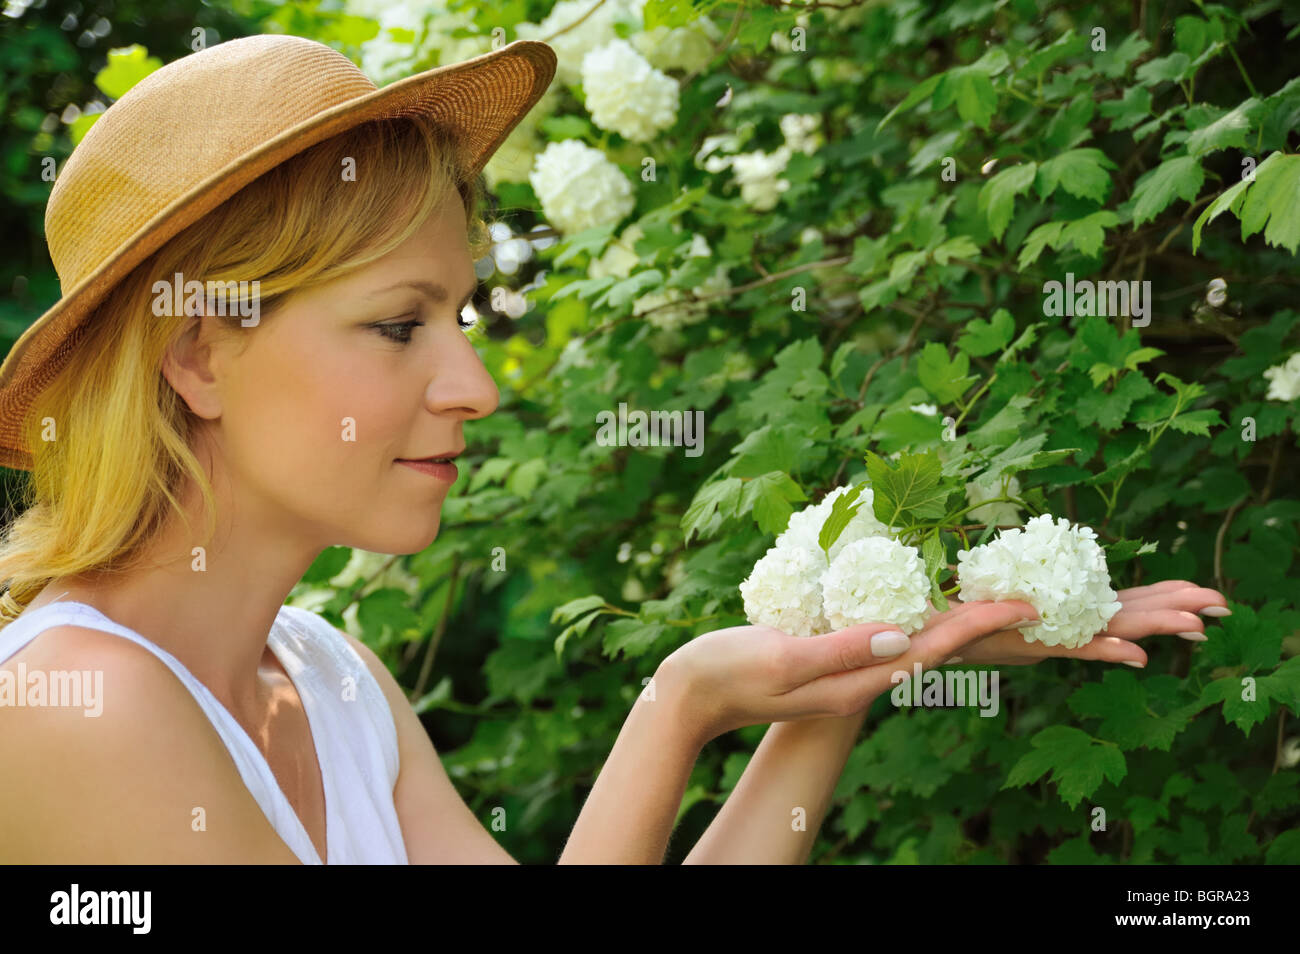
[788,622,912,685]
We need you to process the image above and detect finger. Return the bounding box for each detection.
[1116,585,1229,617]
[917,600,1040,661]
[1114,579,1198,601]
[1063,635,1149,667]
[786,622,916,684]
[1101,607,1206,641]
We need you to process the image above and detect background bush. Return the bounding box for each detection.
[4,0,1299,864]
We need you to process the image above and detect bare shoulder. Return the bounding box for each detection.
[326,622,516,863]
[0,624,300,863]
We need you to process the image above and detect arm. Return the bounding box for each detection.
[351,633,705,864]
[682,705,871,865]
[556,661,704,864]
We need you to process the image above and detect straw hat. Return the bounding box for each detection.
[0,32,556,473]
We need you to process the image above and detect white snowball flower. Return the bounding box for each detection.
[780,113,822,155]
[631,20,721,73]
[739,544,831,637]
[728,145,794,211]
[821,536,931,634]
[1263,353,1300,402]
[775,484,894,561]
[581,39,680,142]
[515,0,640,86]
[529,140,635,235]
[956,514,1122,649]
[965,474,1023,528]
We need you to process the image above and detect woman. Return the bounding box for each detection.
[0,34,1229,864]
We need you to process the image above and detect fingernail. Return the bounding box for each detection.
[1200,606,1231,617]
[1122,659,1146,668]
[944,656,963,665]
[1177,631,1208,642]
[871,631,910,658]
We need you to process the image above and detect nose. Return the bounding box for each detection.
[425,325,499,421]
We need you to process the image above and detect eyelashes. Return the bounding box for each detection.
[373,304,477,344]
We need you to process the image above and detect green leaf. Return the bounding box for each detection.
[1191,172,1252,254]
[681,477,744,544]
[1265,829,1300,864]
[978,163,1038,242]
[94,44,163,100]
[876,73,942,131]
[1099,85,1152,132]
[956,308,1015,357]
[1059,210,1121,258]
[740,471,808,536]
[550,595,607,625]
[1016,221,1065,270]
[932,235,980,266]
[1185,98,1261,157]
[916,342,977,404]
[1002,725,1128,809]
[818,482,865,554]
[1135,52,1191,86]
[1237,151,1300,254]
[1036,148,1116,202]
[864,450,951,524]
[1130,155,1205,227]
[934,67,997,130]
[602,619,668,660]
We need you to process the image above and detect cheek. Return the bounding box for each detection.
[228,336,404,483]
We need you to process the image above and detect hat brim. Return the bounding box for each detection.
[0,38,556,472]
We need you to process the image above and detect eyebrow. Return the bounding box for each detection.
[365,278,477,309]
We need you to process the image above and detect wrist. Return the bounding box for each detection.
[647,655,710,752]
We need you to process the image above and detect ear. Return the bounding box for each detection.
[161,307,227,421]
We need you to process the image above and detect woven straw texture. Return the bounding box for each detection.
[0,33,556,472]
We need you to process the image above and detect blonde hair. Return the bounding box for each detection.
[0,115,493,627]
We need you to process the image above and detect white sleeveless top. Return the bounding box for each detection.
[0,596,409,865]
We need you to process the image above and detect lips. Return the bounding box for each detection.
[397,448,464,463]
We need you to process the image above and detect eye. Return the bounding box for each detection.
[373,317,424,344]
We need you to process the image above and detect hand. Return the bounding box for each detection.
[931,579,1229,667]
[659,598,1041,745]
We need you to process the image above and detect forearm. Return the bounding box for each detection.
[683,701,873,865]
[558,666,703,864]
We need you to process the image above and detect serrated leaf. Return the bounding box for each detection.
[1185,99,1261,157]
[917,342,977,404]
[1036,148,1116,202]
[1002,725,1128,809]
[956,308,1015,357]
[978,163,1038,242]
[681,477,744,544]
[864,450,951,525]
[1131,155,1205,227]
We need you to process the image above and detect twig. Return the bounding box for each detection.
[410,553,462,703]
[541,0,607,44]
[1213,498,1244,595]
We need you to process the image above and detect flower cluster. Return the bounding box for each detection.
[739,485,924,636]
[581,39,679,142]
[956,514,1122,649]
[1263,353,1300,402]
[529,140,635,234]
